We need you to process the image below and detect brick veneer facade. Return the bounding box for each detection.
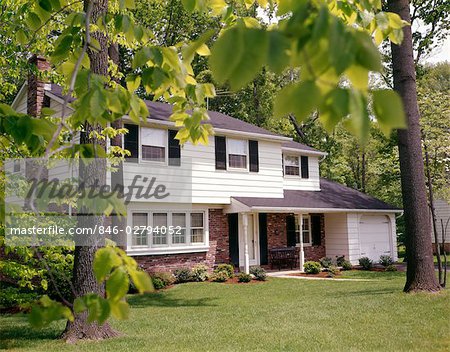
[135,208,229,273]
[266,213,326,262]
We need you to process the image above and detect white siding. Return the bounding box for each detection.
[13,87,27,113]
[347,213,361,263]
[433,199,450,243]
[283,156,321,191]
[325,213,349,260]
[123,135,285,204]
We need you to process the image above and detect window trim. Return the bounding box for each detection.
[140,127,168,165]
[128,209,209,254]
[283,154,300,177]
[295,214,312,247]
[226,138,249,171]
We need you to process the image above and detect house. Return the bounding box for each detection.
[432,199,450,253]
[10,56,401,273]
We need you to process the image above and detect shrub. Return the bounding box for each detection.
[303,261,321,274]
[191,264,209,282]
[214,264,234,278]
[237,272,252,283]
[211,271,229,282]
[173,268,193,283]
[249,266,267,281]
[358,257,373,270]
[319,257,333,268]
[151,272,175,289]
[385,264,398,272]
[341,260,353,271]
[336,255,346,267]
[0,286,39,311]
[379,255,394,267]
[326,265,340,278]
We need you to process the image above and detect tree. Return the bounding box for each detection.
[387,0,441,292]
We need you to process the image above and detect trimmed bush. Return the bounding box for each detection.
[173,268,193,283]
[336,255,346,267]
[249,266,267,281]
[151,272,175,289]
[326,265,340,278]
[341,260,353,271]
[237,272,252,283]
[0,286,39,311]
[385,264,398,272]
[319,257,333,268]
[379,255,394,267]
[214,264,234,278]
[358,257,373,270]
[191,264,209,282]
[303,261,321,274]
[211,271,229,282]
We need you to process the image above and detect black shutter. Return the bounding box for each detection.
[286,215,297,247]
[249,140,259,172]
[168,129,181,166]
[311,214,322,246]
[124,124,139,162]
[215,136,226,170]
[259,213,268,265]
[301,156,309,178]
[228,214,239,266]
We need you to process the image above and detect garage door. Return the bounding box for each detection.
[359,215,391,262]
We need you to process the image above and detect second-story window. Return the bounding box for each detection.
[141,127,166,162]
[284,155,300,176]
[228,138,247,169]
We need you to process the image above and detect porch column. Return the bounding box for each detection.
[296,213,305,271]
[242,213,250,274]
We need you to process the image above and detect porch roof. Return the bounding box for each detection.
[231,178,401,213]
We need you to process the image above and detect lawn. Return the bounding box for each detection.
[1,273,449,352]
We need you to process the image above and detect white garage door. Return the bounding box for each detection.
[359,215,391,262]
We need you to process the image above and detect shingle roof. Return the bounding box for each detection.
[234,178,400,211]
[282,140,325,154]
[48,84,324,154]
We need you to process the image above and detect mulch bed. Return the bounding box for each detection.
[221,277,267,284]
[288,271,340,278]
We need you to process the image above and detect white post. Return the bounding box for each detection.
[242,213,250,274]
[297,213,305,271]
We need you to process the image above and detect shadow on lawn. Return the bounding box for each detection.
[128,292,218,308]
[0,315,61,350]
[331,286,398,297]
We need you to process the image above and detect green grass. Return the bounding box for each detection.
[1,274,449,352]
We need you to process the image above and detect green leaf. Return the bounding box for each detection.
[267,31,290,74]
[26,12,42,31]
[210,25,268,90]
[73,297,86,313]
[106,267,129,302]
[354,31,382,72]
[329,18,355,74]
[126,74,141,92]
[372,89,406,135]
[319,88,350,132]
[110,300,130,320]
[52,35,73,60]
[274,81,321,121]
[38,0,52,12]
[347,90,370,142]
[16,29,28,45]
[93,247,122,282]
[345,65,369,91]
[181,0,196,12]
[129,269,153,293]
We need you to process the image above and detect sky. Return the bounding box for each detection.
[425,37,450,64]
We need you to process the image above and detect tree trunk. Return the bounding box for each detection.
[387,0,440,293]
[424,141,443,285]
[108,42,126,248]
[62,0,119,341]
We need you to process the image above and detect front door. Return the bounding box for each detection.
[239,214,259,267]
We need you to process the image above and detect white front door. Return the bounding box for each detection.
[239,214,259,267]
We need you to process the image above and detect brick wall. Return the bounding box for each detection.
[135,208,229,273]
[266,213,326,262]
[27,55,50,117]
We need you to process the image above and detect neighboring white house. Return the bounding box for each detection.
[10,59,401,273]
[432,199,450,252]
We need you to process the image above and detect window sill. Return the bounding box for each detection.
[126,245,209,256]
[296,243,312,248]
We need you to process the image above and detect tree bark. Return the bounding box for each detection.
[62,0,119,341]
[387,0,440,292]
